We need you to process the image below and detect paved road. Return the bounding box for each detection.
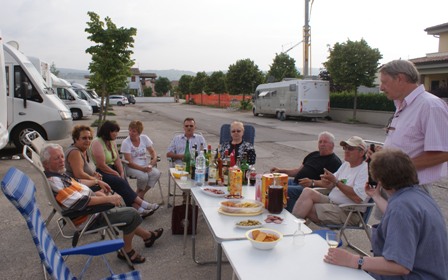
[0,102,447,280]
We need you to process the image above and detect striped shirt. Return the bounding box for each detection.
[166,133,207,164]
[384,85,448,184]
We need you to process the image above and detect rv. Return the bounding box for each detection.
[72,83,102,113]
[3,41,72,149]
[50,74,92,120]
[252,79,330,121]
[0,31,9,149]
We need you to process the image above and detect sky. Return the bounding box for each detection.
[1,0,447,74]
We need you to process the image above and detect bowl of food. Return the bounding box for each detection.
[173,171,188,179]
[246,228,283,250]
[220,199,263,214]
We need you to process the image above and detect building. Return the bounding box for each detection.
[410,22,448,98]
[128,68,157,96]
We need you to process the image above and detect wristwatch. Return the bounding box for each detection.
[357,256,364,269]
[311,180,315,187]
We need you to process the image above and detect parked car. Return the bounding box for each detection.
[125,94,136,104]
[108,95,129,106]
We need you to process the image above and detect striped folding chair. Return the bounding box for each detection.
[1,167,142,280]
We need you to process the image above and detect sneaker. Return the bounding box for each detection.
[139,209,154,219]
[146,203,160,211]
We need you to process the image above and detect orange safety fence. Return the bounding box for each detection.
[186,93,252,108]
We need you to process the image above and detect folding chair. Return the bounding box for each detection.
[219,124,255,145]
[25,130,47,154]
[1,167,141,280]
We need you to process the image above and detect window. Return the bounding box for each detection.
[258,91,269,97]
[13,66,42,102]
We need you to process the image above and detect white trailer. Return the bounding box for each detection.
[252,79,330,121]
[0,30,9,149]
[3,41,72,149]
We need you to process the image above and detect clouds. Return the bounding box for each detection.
[1,0,446,73]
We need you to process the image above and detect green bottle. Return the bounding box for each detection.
[240,152,249,185]
[184,139,191,175]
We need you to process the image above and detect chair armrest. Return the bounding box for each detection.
[338,203,375,212]
[60,238,124,257]
[314,187,331,196]
[61,203,115,219]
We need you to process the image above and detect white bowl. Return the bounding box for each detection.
[220,199,263,214]
[246,228,283,250]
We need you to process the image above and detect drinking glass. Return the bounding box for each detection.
[246,170,251,187]
[293,219,305,246]
[326,231,340,248]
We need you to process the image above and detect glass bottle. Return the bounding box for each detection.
[249,165,257,186]
[240,152,249,186]
[208,151,217,185]
[190,144,197,179]
[183,139,191,175]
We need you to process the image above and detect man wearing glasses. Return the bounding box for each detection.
[166,117,207,165]
[291,136,369,226]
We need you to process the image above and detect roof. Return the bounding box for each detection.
[130,68,141,75]
[410,54,448,65]
[425,22,448,35]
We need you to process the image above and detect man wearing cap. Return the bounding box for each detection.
[291,136,369,226]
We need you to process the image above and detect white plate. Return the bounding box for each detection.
[235,219,263,229]
[200,186,228,197]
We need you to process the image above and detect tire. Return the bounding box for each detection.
[276,111,282,120]
[117,101,123,106]
[253,108,259,116]
[10,124,46,151]
[280,112,286,121]
[71,109,82,120]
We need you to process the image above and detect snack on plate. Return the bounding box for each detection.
[222,201,259,208]
[251,230,279,242]
[265,215,284,224]
[220,199,263,214]
[203,188,225,195]
[236,220,262,227]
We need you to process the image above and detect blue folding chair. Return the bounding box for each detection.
[219,124,255,145]
[1,167,142,280]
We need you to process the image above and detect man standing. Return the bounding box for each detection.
[271,131,342,212]
[292,136,369,226]
[379,60,448,188]
[166,117,207,165]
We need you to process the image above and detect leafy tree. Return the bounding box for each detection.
[143,87,153,97]
[226,59,264,100]
[85,11,136,122]
[207,71,227,94]
[324,39,382,121]
[50,62,60,76]
[178,75,194,96]
[190,72,209,94]
[266,53,300,82]
[154,77,171,96]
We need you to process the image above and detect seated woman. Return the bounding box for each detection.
[120,120,161,200]
[324,149,448,279]
[90,121,159,218]
[220,121,256,165]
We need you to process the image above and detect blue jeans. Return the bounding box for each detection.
[286,178,305,213]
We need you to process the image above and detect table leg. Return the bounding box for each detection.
[216,243,222,280]
[182,191,190,255]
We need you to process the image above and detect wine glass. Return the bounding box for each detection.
[293,219,305,246]
[326,231,340,248]
[246,169,251,187]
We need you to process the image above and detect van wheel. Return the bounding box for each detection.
[71,109,82,120]
[280,112,286,121]
[276,111,282,120]
[10,124,46,151]
[253,108,259,116]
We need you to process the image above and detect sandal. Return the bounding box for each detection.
[144,228,164,248]
[117,249,146,264]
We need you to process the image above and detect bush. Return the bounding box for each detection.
[330,92,395,111]
[240,99,252,110]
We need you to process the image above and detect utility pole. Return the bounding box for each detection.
[303,0,311,77]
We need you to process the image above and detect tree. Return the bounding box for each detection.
[207,71,227,94]
[84,11,136,122]
[226,59,264,100]
[324,39,382,121]
[178,75,194,97]
[266,53,300,82]
[50,62,60,76]
[154,77,171,96]
[143,87,153,97]
[190,72,209,94]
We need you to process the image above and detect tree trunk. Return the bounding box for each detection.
[352,89,358,121]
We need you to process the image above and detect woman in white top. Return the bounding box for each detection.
[120,120,162,200]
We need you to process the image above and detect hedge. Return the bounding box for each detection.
[330,92,395,112]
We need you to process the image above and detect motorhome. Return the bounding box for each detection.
[252,79,330,121]
[51,74,92,120]
[3,41,72,149]
[72,83,102,113]
[0,30,9,149]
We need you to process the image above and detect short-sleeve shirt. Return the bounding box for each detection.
[293,151,342,184]
[120,134,153,166]
[166,133,207,164]
[371,186,448,279]
[329,161,368,204]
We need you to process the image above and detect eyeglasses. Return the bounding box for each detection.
[231,130,242,133]
[384,116,396,135]
[343,146,359,151]
[80,136,93,141]
[184,125,194,128]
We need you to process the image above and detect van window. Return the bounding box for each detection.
[13,66,42,103]
[289,84,297,91]
[56,88,73,100]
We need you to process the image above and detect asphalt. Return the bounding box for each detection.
[1,103,447,280]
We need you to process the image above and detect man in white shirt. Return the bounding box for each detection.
[292,136,369,226]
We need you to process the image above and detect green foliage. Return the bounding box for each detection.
[178,75,194,95]
[207,71,227,93]
[330,92,395,111]
[190,72,209,94]
[266,53,300,82]
[240,99,252,110]
[226,59,263,95]
[143,87,153,97]
[154,76,171,96]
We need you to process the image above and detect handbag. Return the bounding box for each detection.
[171,204,198,235]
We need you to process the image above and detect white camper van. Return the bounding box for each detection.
[51,74,92,120]
[72,83,102,113]
[3,41,72,149]
[0,31,9,149]
[252,79,330,121]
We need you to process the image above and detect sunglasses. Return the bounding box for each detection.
[343,146,359,151]
[80,136,93,141]
[184,125,194,128]
[231,130,242,133]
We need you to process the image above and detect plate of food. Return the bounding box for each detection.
[200,186,229,197]
[219,199,264,215]
[235,219,263,229]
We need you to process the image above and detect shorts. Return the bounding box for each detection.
[314,195,361,226]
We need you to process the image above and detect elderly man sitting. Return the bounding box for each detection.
[292,136,369,226]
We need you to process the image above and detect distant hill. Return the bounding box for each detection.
[143,69,196,81]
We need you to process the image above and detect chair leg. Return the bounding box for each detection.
[339,211,371,256]
[157,179,165,205]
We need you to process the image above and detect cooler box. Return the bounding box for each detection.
[260,173,288,208]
